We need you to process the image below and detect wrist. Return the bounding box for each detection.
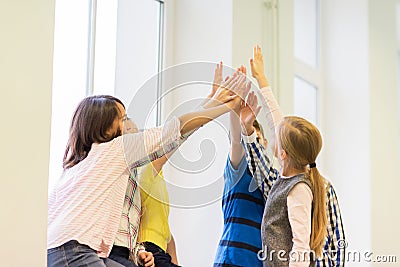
[242,125,255,136]
[256,75,268,88]
[202,98,221,109]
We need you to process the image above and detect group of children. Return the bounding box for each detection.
[214,46,345,267]
[47,45,345,267]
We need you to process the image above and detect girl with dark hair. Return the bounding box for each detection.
[47,73,249,267]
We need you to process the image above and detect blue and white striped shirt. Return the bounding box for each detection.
[214,155,265,267]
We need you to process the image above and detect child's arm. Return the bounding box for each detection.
[240,92,277,199]
[166,234,179,265]
[324,182,346,266]
[229,108,244,168]
[242,133,278,199]
[229,66,251,168]
[249,45,283,143]
[287,183,313,267]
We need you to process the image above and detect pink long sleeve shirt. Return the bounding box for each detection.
[47,118,181,258]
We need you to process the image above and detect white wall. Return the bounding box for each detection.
[163,0,233,266]
[321,0,371,265]
[0,0,54,265]
[369,0,400,263]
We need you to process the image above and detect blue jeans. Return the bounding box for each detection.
[47,240,125,267]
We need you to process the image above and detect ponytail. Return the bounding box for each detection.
[308,167,327,257]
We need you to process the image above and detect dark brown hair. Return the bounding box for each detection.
[63,95,125,169]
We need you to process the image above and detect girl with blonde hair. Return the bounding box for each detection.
[240,45,329,266]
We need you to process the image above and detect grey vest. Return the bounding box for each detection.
[261,174,314,267]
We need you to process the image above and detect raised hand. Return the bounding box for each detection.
[240,91,261,136]
[237,64,247,76]
[225,80,252,115]
[250,45,269,88]
[209,61,223,98]
[203,71,244,107]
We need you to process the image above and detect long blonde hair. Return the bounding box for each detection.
[277,116,327,256]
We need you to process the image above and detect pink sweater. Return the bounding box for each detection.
[47,117,181,257]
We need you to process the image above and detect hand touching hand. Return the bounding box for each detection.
[203,71,247,108]
[225,73,252,112]
[230,65,248,113]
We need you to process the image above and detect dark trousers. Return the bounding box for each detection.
[109,245,138,267]
[142,242,181,267]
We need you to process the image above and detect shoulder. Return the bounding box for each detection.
[283,174,312,191]
[224,154,247,178]
[289,182,313,200]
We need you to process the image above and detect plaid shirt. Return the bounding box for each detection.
[243,132,346,267]
[114,130,195,257]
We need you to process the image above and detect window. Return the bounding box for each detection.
[114,0,164,129]
[49,0,164,190]
[92,0,118,95]
[294,76,318,124]
[294,0,318,68]
[49,0,90,190]
[293,0,321,126]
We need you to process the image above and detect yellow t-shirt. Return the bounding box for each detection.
[137,163,170,251]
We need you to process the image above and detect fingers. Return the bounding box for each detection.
[212,61,223,91]
[245,91,261,117]
[253,44,263,59]
[143,257,154,267]
[254,105,262,117]
[247,91,256,107]
[236,81,251,101]
[215,61,223,80]
[222,73,239,89]
[222,71,243,96]
[243,82,251,99]
[140,252,154,267]
[237,65,247,75]
[236,74,247,92]
[217,67,252,101]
